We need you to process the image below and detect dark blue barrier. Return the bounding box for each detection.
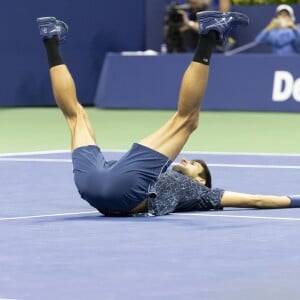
[95,53,300,112]
[0,0,144,106]
[2,2,300,107]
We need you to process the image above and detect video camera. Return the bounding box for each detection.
[165,2,191,25]
[164,2,192,53]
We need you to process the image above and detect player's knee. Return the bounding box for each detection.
[175,113,199,132]
[66,104,85,129]
[64,103,82,118]
[179,113,199,132]
[66,114,78,130]
[189,114,199,131]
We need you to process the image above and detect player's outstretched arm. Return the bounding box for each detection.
[220,191,295,209]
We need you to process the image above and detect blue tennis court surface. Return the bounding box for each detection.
[1,150,300,300]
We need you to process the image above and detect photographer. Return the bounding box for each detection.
[164,0,231,53]
[180,0,231,32]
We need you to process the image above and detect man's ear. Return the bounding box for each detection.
[196,176,206,186]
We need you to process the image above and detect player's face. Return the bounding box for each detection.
[172,158,205,183]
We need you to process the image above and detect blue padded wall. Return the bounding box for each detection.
[0,0,144,106]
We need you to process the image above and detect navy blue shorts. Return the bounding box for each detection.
[72,143,172,216]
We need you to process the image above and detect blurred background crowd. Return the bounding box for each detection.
[163,0,300,55]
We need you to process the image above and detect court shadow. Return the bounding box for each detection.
[33,212,264,231]
[34,213,161,223]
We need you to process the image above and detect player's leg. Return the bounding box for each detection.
[49,64,96,149]
[140,12,249,161]
[140,60,209,161]
[37,17,96,150]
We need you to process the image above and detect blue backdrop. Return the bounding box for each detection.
[0,0,144,106]
[1,2,300,107]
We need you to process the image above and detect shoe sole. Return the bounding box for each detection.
[196,11,249,26]
[36,16,57,25]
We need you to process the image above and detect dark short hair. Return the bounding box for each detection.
[191,159,212,188]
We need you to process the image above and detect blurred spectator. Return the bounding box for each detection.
[255,5,300,55]
[164,1,207,52]
[179,0,212,51]
[164,0,232,53]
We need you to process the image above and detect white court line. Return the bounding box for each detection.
[1,157,300,169]
[172,212,300,221]
[0,150,69,157]
[0,211,98,221]
[1,210,300,222]
[0,158,71,163]
[180,150,300,157]
[102,149,300,157]
[208,163,300,169]
[2,149,300,157]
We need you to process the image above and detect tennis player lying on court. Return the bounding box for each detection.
[37,12,300,216]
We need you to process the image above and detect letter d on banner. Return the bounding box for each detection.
[272,71,294,102]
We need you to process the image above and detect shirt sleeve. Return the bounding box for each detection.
[148,171,225,216]
[254,29,270,44]
[256,28,298,47]
[292,25,300,51]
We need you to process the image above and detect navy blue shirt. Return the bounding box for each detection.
[148,170,225,216]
